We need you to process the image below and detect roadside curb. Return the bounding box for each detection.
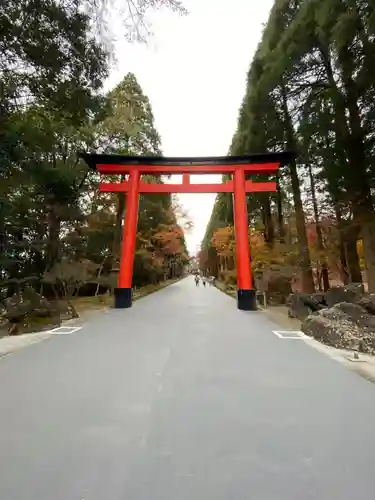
[0,331,54,359]
[263,306,375,385]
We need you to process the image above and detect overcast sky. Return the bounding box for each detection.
[107,0,274,255]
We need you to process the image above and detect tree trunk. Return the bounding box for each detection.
[339,46,375,290]
[276,175,285,243]
[280,84,315,293]
[361,222,375,290]
[308,164,329,291]
[46,203,61,271]
[344,226,362,284]
[319,43,368,287]
[0,200,6,278]
[262,196,275,247]
[334,206,349,285]
[95,255,109,296]
[338,245,349,285]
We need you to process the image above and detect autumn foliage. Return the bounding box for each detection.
[202,215,361,292]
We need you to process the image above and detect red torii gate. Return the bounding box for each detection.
[81,152,293,311]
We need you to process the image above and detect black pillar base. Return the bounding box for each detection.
[114,288,132,308]
[237,289,257,311]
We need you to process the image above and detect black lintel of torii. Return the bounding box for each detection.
[79,151,295,170]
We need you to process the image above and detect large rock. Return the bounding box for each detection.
[299,284,375,353]
[3,295,29,323]
[287,292,326,321]
[302,303,375,353]
[3,290,78,335]
[324,283,364,307]
[302,315,345,347]
[334,302,375,330]
[356,294,375,315]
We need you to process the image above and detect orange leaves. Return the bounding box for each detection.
[210,225,293,272]
[249,231,266,255]
[211,226,266,259]
[211,226,235,257]
[153,225,184,256]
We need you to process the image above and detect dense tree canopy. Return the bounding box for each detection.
[0,0,188,311]
[201,0,375,294]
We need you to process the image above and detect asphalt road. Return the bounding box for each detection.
[1,278,375,499]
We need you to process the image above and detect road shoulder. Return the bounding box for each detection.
[264,305,375,384]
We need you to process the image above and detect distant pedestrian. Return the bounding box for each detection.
[202,277,206,287]
[195,275,200,287]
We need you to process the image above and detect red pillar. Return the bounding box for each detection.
[233,167,257,310]
[115,168,140,308]
[182,173,190,186]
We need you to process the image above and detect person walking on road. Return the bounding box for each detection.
[194,275,200,287]
[202,277,206,287]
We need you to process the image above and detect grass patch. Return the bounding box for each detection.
[215,280,237,298]
[71,294,112,313]
[133,278,181,301]
[71,278,181,312]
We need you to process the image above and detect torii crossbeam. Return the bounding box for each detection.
[81,152,294,311]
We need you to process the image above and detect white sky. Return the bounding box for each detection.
[106,0,274,255]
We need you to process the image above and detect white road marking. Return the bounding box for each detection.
[47,326,83,335]
[272,330,306,339]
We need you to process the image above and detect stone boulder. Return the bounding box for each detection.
[57,301,79,320]
[287,283,370,322]
[302,301,375,353]
[356,293,375,315]
[287,292,326,321]
[3,294,29,323]
[324,283,364,307]
[334,302,375,330]
[2,290,78,335]
[302,315,346,347]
